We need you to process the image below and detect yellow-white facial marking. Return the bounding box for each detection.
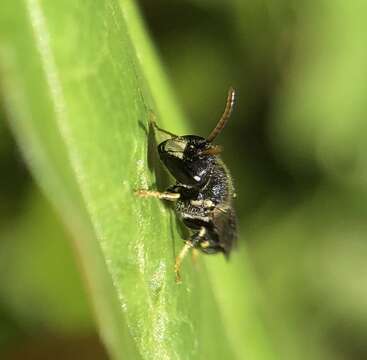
[164,138,188,159]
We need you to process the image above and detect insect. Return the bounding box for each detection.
[137,88,237,282]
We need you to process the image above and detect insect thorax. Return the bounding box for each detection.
[174,158,234,229]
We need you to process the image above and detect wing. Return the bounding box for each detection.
[212,204,237,257]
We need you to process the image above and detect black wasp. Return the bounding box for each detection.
[137,88,237,282]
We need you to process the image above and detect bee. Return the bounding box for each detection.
[137,88,237,282]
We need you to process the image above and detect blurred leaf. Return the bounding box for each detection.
[272,0,367,187]
[0,0,275,359]
[0,189,93,334]
[247,185,367,360]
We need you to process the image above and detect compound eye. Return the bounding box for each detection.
[158,142,165,154]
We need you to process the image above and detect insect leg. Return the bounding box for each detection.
[149,111,178,138]
[191,248,200,265]
[175,241,193,283]
[135,190,180,201]
[175,226,207,283]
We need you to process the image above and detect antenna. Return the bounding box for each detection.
[207,87,236,142]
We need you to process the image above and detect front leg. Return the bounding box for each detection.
[135,189,180,201]
[149,111,178,138]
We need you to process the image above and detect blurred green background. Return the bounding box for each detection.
[1,0,367,359]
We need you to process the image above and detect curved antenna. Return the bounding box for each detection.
[207,87,236,142]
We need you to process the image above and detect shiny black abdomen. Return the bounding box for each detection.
[172,158,236,255]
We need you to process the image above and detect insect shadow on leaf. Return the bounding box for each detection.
[138,115,184,259]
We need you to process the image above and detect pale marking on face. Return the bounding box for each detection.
[194,175,201,182]
[164,138,187,159]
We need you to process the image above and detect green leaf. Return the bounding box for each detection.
[0,189,93,334]
[0,0,276,359]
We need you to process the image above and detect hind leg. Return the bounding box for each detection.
[174,227,207,283]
